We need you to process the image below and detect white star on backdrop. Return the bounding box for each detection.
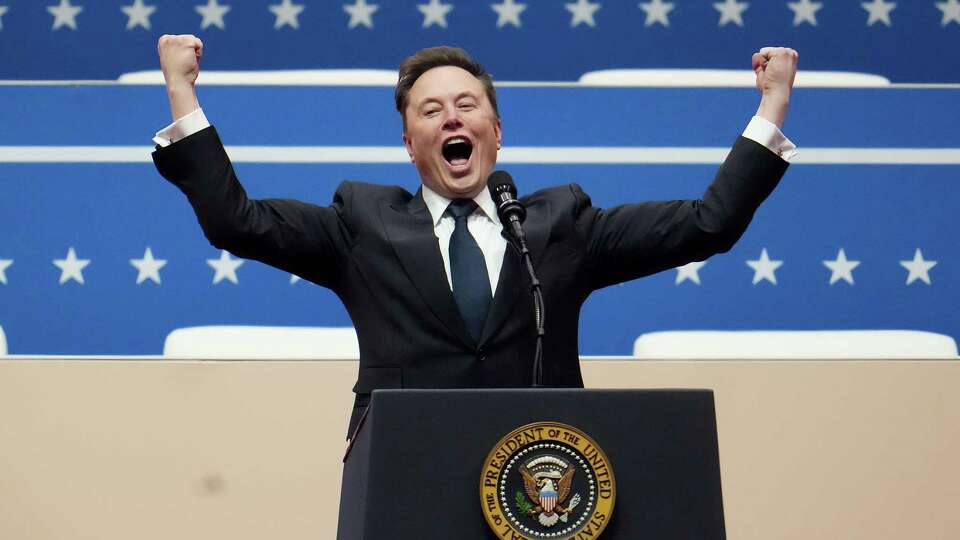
[0,259,11,285]
[491,0,526,28]
[121,0,156,30]
[270,0,304,29]
[936,0,960,26]
[862,0,895,26]
[418,0,453,28]
[639,0,674,27]
[343,0,378,29]
[900,248,936,285]
[0,6,9,31]
[53,247,90,285]
[565,0,601,27]
[47,0,83,31]
[787,0,822,26]
[130,247,167,285]
[196,0,230,30]
[675,261,706,285]
[823,248,860,285]
[746,248,783,285]
[207,250,243,284]
[714,0,748,27]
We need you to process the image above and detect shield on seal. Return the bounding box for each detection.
[540,488,558,513]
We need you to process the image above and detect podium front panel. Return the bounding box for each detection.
[338,388,725,539]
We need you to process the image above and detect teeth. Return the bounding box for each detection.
[445,137,467,147]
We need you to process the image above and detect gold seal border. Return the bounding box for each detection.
[479,421,616,540]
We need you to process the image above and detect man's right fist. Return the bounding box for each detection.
[158,34,203,90]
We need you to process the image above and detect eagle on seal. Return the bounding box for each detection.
[520,465,576,527]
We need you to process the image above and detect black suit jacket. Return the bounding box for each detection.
[153,126,788,434]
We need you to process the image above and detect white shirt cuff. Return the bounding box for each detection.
[742,115,798,162]
[152,108,211,147]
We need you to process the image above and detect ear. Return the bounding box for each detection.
[494,118,502,149]
[402,131,415,163]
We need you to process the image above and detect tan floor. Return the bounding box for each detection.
[0,357,957,539]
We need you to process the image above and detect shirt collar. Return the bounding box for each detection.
[421,183,500,228]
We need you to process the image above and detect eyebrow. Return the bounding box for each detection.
[417,91,479,109]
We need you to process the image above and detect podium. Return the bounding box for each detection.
[337,389,726,539]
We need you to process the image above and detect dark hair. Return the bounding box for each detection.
[395,46,499,128]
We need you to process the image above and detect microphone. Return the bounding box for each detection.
[486,170,527,243]
[486,170,547,388]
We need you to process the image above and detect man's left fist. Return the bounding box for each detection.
[752,47,799,128]
[752,47,798,99]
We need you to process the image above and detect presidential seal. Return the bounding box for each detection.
[479,422,616,539]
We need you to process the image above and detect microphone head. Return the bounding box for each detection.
[487,170,516,198]
[486,170,526,225]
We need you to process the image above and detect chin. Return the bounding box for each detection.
[439,174,482,197]
[459,179,486,197]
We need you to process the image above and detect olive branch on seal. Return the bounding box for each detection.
[515,490,534,514]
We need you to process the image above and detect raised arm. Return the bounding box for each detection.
[151,36,352,288]
[580,47,799,289]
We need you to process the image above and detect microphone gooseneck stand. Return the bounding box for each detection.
[489,171,546,388]
[500,211,546,389]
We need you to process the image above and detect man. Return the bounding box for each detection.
[152,38,798,435]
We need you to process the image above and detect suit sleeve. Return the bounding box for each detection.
[577,136,789,290]
[152,125,352,288]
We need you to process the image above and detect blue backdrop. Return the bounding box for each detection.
[0,0,958,82]
[0,85,957,354]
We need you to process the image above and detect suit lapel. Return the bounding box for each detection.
[380,190,475,349]
[479,198,552,346]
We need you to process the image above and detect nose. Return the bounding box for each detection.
[441,104,463,130]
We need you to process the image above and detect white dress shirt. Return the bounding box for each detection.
[421,184,506,295]
[153,110,797,293]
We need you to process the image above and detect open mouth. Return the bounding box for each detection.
[442,137,473,168]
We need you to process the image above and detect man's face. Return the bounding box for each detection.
[402,66,502,199]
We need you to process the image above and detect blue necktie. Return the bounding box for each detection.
[447,199,492,342]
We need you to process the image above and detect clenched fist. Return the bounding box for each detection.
[157,34,204,121]
[751,47,799,128]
